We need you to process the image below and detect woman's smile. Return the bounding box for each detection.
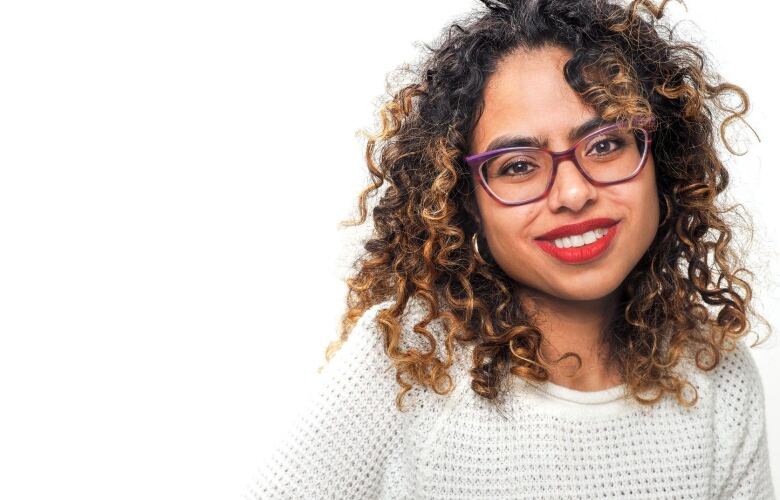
[533,219,621,264]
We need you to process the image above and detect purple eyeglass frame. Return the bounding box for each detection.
[464,115,656,206]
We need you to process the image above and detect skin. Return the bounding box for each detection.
[468,44,660,391]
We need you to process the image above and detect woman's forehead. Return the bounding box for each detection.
[472,47,593,134]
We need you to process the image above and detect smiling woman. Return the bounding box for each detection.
[247,0,775,498]
[466,45,664,389]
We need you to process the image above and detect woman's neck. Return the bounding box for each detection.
[518,286,623,391]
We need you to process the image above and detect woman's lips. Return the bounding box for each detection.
[533,221,620,264]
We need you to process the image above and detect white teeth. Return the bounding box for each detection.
[553,228,608,249]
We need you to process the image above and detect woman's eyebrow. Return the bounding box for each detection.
[483,116,610,152]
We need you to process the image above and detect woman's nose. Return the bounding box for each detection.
[545,158,598,212]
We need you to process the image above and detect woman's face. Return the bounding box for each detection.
[469,45,660,302]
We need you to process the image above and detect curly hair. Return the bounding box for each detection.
[319,0,772,413]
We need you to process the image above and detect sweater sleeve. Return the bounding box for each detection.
[714,339,775,500]
[245,301,406,500]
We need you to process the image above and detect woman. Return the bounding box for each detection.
[248,0,774,498]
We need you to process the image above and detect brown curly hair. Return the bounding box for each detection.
[319,0,772,413]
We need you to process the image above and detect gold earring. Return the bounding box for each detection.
[472,233,488,265]
[659,192,672,227]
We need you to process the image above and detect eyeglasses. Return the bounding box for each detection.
[464,116,655,206]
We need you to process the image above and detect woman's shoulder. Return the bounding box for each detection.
[679,336,769,461]
[331,296,472,395]
[690,337,774,497]
[365,295,473,367]
[683,336,768,414]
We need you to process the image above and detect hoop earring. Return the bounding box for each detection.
[472,233,488,265]
[659,192,672,227]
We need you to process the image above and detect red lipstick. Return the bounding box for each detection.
[534,219,621,264]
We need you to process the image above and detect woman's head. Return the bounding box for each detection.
[324,0,770,411]
[468,44,660,304]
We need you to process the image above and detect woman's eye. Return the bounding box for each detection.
[587,138,625,156]
[501,162,536,176]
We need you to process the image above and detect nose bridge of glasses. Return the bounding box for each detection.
[550,148,588,180]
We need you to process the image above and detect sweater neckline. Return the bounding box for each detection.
[526,379,628,404]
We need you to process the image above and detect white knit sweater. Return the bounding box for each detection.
[246,298,775,499]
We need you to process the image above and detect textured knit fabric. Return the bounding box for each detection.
[246,297,775,499]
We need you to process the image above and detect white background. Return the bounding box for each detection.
[0,1,777,498]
